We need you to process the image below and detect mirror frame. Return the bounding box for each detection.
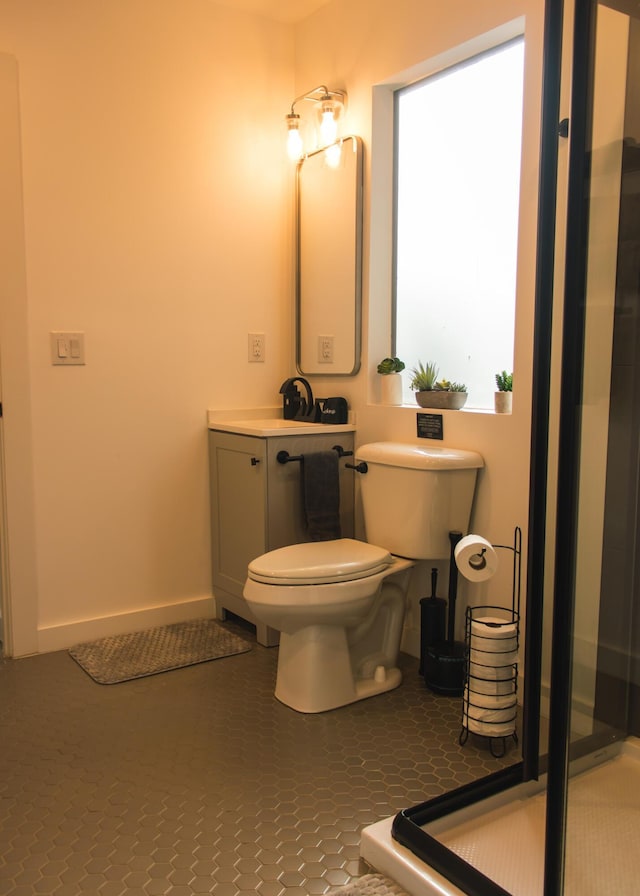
[295,135,363,376]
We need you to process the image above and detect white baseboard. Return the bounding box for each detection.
[36,595,216,655]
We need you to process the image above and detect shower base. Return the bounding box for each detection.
[361,736,640,896]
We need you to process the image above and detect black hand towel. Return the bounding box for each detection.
[303,451,342,541]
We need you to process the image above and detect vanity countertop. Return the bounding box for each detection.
[207,409,355,437]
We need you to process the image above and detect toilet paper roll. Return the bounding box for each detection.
[454,535,499,582]
[466,718,516,737]
[469,634,518,654]
[466,704,517,724]
[471,616,518,639]
[469,661,516,682]
[464,687,517,710]
[470,648,519,667]
[467,674,515,697]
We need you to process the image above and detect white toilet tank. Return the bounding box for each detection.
[356,442,484,560]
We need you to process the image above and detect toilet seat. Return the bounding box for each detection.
[247,538,393,585]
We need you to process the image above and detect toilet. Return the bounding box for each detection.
[243,442,483,713]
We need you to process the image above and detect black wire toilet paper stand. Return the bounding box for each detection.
[459,526,521,758]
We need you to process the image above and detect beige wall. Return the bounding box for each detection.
[294,0,544,652]
[1,0,294,653]
[1,0,545,656]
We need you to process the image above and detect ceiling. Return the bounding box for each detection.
[214,0,332,23]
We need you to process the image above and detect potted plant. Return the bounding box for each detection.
[410,362,468,409]
[377,357,405,405]
[494,370,513,414]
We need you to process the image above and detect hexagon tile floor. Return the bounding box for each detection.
[0,619,517,895]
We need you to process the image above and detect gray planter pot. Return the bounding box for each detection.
[415,390,468,410]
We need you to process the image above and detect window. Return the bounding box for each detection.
[393,38,524,408]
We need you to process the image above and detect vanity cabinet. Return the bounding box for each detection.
[208,427,355,646]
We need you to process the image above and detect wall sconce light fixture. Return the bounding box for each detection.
[285,85,347,161]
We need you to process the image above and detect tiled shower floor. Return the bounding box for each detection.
[0,619,516,895]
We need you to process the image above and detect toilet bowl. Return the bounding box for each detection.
[244,538,413,713]
[243,442,483,714]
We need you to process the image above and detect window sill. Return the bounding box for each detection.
[374,402,501,416]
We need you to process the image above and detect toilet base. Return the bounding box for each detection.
[274,623,402,713]
[353,666,402,702]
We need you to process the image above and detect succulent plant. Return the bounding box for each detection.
[377,357,405,374]
[409,361,439,391]
[495,370,513,392]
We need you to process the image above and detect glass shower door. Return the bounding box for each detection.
[551,0,640,891]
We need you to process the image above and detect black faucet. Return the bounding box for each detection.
[279,377,318,422]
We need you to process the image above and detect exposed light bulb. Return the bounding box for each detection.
[286,115,303,161]
[287,127,303,161]
[319,103,338,145]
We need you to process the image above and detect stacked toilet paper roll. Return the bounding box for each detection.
[464,611,518,738]
[455,535,520,742]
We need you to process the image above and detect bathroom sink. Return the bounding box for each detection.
[208,417,355,437]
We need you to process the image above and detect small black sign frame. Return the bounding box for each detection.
[417,413,443,440]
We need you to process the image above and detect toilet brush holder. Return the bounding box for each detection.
[423,534,465,696]
[419,567,446,676]
[424,640,466,696]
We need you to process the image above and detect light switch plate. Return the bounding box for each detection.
[50,331,85,365]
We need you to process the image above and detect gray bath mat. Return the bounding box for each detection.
[328,874,410,895]
[69,618,251,684]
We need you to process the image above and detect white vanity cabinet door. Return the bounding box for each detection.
[209,432,267,602]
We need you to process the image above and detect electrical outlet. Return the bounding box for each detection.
[318,335,334,364]
[248,333,265,362]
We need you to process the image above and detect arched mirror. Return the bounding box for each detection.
[296,135,363,376]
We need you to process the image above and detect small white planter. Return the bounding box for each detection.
[494,391,512,414]
[380,373,403,406]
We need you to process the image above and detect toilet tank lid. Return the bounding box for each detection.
[356,442,484,470]
[248,538,393,584]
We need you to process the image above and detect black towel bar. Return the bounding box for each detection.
[276,445,353,465]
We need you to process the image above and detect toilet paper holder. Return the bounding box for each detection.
[455,527,522,607]
[457,526,522,758]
